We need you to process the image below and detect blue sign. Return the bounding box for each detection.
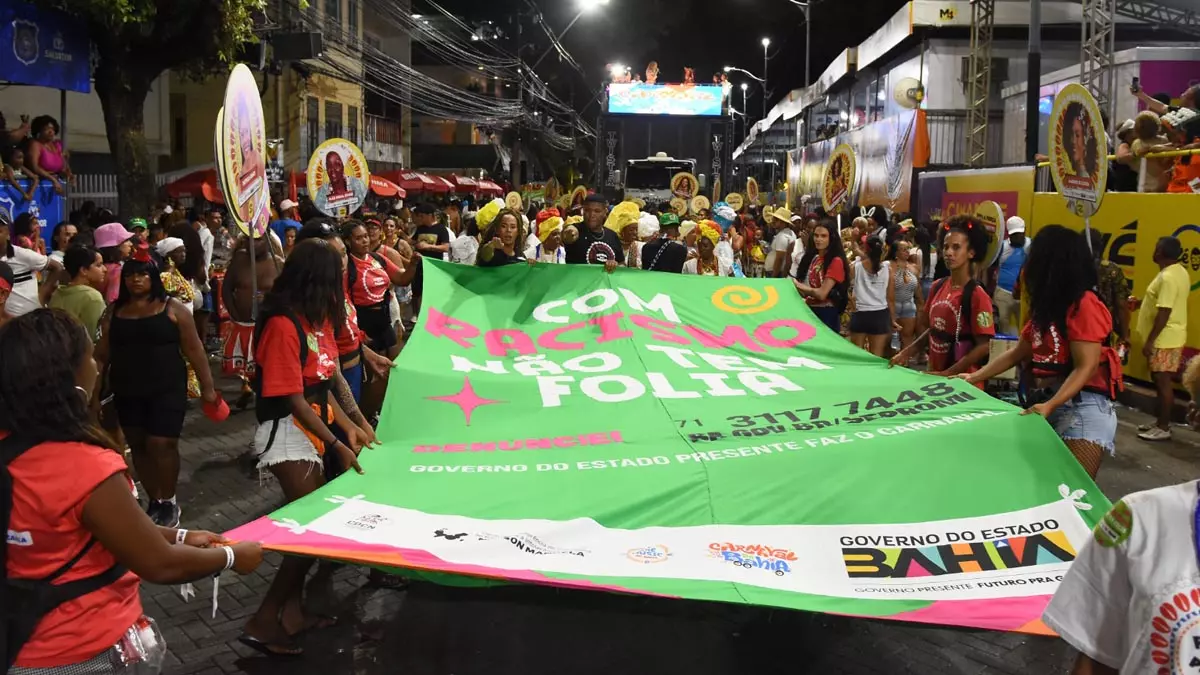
[0,179,66,248]
[0,1,90,93]
[607,83,726,117]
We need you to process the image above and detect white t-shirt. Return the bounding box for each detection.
[851,259,890,312]
[198,225,214,273]
[766,228,796,275]
[1,246,49,317]
[443,226,455,262]
[789,238,805,278]
[1043,481,1200,673]
[683,258,732,277]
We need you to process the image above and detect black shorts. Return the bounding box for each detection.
[356,301,397,351]
[114,392,187,438]
[849,308,892,336]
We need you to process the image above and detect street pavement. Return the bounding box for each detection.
[151,389,1199,675]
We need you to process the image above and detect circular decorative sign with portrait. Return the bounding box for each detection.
[1049,83,1108,218]
[821,143,857,214]
[307,138,371,218]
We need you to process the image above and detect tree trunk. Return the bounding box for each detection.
[94,59,156,221]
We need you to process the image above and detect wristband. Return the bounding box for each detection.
[222,545,235,571]
[175,528,188,545]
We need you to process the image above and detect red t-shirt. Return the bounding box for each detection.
[255,315,339,397]
[335,299,365,357]
[6,438,142,667]
[347,253,400,307]
[805,256,846,307]
[1021,292,1115,393]
[925,280,996,374]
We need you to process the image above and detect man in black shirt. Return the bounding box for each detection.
[642,213,687,273]
[411,201,448,316]
[563,194,622,271]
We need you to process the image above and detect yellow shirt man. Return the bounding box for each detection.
[1137,262,1189,350]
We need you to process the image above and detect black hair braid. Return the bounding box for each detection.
[1024,225,1098,334]
[939,215,992,263]
[0,310,115,450]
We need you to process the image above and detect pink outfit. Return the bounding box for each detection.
[35,140,64,175]
[104,262,122,303]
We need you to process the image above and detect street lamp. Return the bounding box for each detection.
[762,37,771,122]
[531,0,611,71]
[785,0,813,87]
[723,65,764,83]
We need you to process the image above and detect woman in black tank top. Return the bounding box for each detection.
[94,250,218,528]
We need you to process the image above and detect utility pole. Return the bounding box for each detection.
[1025,0,1041,161]
[513,7,524,188]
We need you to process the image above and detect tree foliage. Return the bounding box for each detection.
[31,0,264,218]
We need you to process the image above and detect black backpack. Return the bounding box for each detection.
[345,252,393,306]
[2,435,126,668]
[251,312,332,453]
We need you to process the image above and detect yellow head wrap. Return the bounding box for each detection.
[476,198,505,228]
[696,220,721,246]
[536,208,564,243]
[604,201,641,233]
[565,215,583,228]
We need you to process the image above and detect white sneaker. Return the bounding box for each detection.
[1138,427,1172,442]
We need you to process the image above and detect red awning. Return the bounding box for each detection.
[448,174,477,192]
[476,179,503,195]
[382,171,450,194]
[369,174,407,198]
[429,175,455,192]
[164,168,225,203]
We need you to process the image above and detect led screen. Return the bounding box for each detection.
[607,83,725,117]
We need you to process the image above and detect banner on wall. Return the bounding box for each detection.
[0,181,65,249]
[915,166,1036,228]
[0,1,90,93]
[230,261,1109,635]
[792,109,929,214]
[1029,192,1200,382]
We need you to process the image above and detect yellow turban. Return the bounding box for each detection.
[696,220,721,246]
[476,198,505,228]
[536,208,564,243]
[604,201,641,233]
[565,215,583,228]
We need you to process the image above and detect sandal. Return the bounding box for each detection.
[237,634,303,657]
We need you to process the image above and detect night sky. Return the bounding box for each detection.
[445,0,908,116]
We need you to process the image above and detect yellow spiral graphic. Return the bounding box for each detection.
[711,285,780,314]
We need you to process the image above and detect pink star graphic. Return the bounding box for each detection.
[427,377,504,426]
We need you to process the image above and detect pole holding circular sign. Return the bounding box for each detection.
[822,143,858,216]
[725,193,744,212]
[215,64,269,238]
[1049,83,1109,253]
[746,178,760,206]
[973,200,1007,267]
[307,138,371,218]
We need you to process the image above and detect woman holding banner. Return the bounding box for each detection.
[793,219,848,334]
[891,215,994,379]
[960,226,1120,477]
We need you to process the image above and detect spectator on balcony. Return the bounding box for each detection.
[3,145,36,201]
[1132,111,1174,193]
[1111,118,1139,192]
[0,110,30,147]
[25,115,73,195]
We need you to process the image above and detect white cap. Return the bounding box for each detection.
[280,199,298,212]
[1006,216,1026,234]
[155,237,184,256]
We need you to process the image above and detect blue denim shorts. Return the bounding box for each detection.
[1047,391,1117,455]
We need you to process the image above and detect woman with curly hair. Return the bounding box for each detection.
[682,221,732,276]
[891,215,995,379]
[793,218,849,333]
[477,207,529,267]
[1063,101,1101,179]
[1,310,262,672]
[963,226,1120,477]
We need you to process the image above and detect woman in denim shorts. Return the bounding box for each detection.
[963,226,1121,477]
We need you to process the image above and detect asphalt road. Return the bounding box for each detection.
[153,395,1199,675]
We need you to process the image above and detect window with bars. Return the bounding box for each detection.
[325,101,344,140]
[348,105,359,145]
[325,0,340,40]
[306,96,320,158]
[347,0,359,45]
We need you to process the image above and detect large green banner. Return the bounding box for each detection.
[230,260,1109,634]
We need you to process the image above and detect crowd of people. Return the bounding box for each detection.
[0,168,1192,669]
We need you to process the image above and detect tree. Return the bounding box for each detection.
[35,0,263,218]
